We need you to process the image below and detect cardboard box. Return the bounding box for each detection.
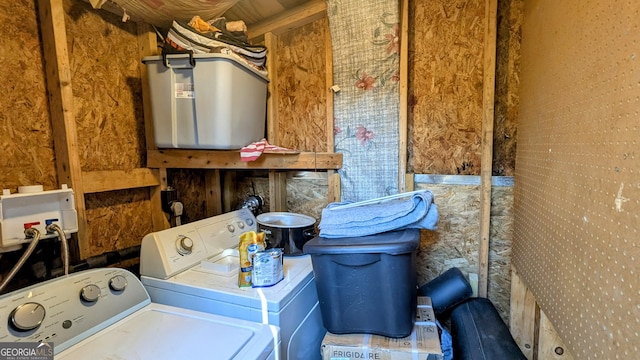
[320,297,443,360]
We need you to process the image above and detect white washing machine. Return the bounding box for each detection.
[0,268,278,359]
[140,209,326,360]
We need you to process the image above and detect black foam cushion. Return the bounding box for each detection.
[419,267,473,315]
[450,298,527,360]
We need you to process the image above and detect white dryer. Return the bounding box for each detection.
[0,268,277,359]
[140,209,326,360]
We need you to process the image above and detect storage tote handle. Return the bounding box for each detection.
[162,52,196,68]
[331,253,380,267]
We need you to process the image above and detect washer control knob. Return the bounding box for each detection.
[109,275,128,292]
[176,236,194,255]
[227,224,235,233]
[80,284,101,303]
[245,218,254,226]
[10,302,46,331]
[237,221,245,229]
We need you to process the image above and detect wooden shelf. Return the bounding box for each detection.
[147,149,342,170]
[147,149,342,214]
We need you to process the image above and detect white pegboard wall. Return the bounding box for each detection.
[513,0,639,359]
[0,185,78,250]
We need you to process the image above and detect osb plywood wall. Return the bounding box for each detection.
[166,169,207,224]
[408,0,523,321]
[416,182,514,322]
[234,173,328,222]
[408,0,520,176]
[0,1,57,192]
[408,0,485,175]
[64,0,152,258]
[168,168,328,227]
[512,0,640,358]
[0,1,59,291]
[1,0,152,262]
[84,188,151,257]
[493,0,522,176]
[65,1,145,171]
[275,18,328,152]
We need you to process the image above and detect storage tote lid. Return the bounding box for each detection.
[142,53,269,82]
[303,229,420,255]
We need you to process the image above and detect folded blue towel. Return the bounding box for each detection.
[318,190,438,238]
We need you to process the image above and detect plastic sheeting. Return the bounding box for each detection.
[90,0,240,28]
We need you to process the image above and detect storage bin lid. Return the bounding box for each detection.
[142,53,269,82]
[303,229,420,255]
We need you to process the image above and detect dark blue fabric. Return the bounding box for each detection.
[437,320,454,360]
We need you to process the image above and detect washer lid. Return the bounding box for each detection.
[56,304,277,360]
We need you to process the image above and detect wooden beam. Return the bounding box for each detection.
[268,171,287,212]
[510,266,539,360]
[82,169,160,193]
[137,22,168,231]
[325,18,335,153]
[405,173,415,192]
[148,150,342,170]
[539,310,575,360]
[148,168,168,231]
[324,18,341,203]
[247,0,327,42]
[222,171,236,213]
[327,172,341,204]
[205,170,223,216]
[38,0,88,258]
[265,32,279,144]
[478,0,498,298]
[398,0,409,193]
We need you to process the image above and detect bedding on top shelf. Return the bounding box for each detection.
[89,1,267,74]
[164,17,267,75]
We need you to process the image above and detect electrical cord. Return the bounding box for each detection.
[0,228,42,293]
[46,223,70,276]
[171,201,184,226]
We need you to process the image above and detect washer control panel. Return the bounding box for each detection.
[0,268,149,354]
[139,209,257,279]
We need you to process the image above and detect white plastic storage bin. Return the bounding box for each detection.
[142,53,268,149]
